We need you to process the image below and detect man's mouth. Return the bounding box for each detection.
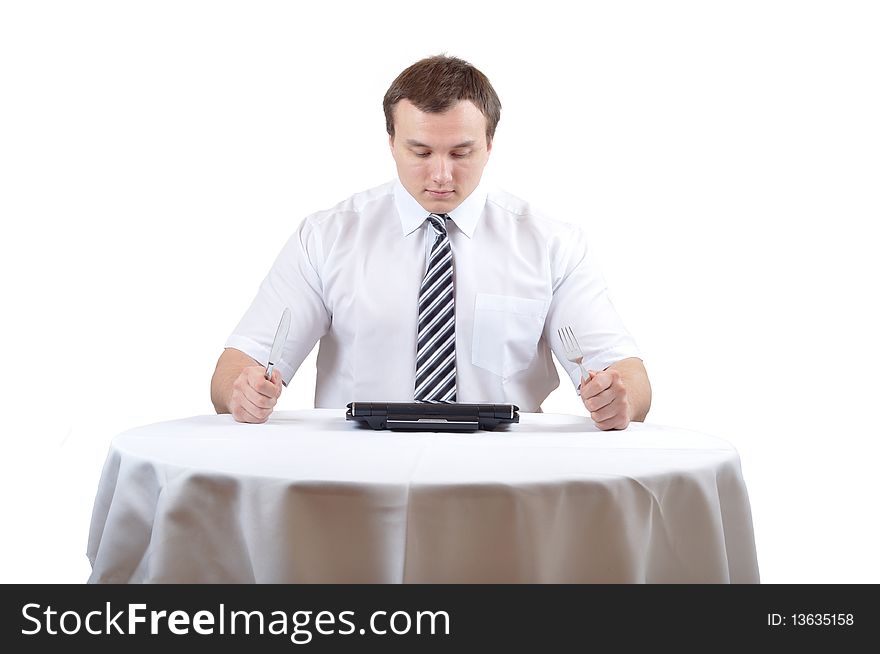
[426,189,454,198]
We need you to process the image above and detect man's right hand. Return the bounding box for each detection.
[228,366,283,423]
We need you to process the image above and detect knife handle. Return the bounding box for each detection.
[265,362,276,381]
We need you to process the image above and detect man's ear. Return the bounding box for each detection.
[486,137,493,155]
[389,134,395,151]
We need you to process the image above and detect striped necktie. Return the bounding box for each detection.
[414,213,457,402]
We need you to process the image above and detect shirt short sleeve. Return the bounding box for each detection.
[224,217,331,385]
[543,224,642,390]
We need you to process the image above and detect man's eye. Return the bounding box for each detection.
[414,151,430,158]
[451,151,471,158]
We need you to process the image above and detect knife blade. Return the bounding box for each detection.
[265,307,291,381]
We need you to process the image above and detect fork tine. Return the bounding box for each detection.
[569,328,584,356]
[557,326,571,352]
[561,326,576,354]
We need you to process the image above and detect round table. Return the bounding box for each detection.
[87,409,759,583]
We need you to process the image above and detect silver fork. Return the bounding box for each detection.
[558,326,591,382]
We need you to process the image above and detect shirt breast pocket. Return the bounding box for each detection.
[471,294,549,379]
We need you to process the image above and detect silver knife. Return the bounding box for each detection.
[265,307,291,381]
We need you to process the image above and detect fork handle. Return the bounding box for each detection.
[578,364,593,382]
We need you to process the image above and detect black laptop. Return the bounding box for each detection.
[346,402,519,432]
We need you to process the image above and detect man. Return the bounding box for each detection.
[211,55,651,429]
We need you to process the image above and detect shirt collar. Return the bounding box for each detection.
[394,179,487,239]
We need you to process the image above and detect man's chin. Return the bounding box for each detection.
[421,191,459,213]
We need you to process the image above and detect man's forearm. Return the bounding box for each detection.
[211,348,260,414]
[607,357,652,422]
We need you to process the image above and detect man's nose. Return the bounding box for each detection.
[431,157,453,184]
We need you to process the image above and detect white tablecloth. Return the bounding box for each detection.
[87,410,759,583]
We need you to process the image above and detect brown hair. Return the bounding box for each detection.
[383,55,502,144]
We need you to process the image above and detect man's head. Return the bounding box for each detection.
[384,55,501,214]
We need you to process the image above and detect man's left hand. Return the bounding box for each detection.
[580,368,632,431]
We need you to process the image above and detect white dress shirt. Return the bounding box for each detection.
[225,180,640,412]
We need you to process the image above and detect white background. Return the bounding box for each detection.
[1,1,878,583]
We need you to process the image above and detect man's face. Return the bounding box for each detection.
[390,99,492,214]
